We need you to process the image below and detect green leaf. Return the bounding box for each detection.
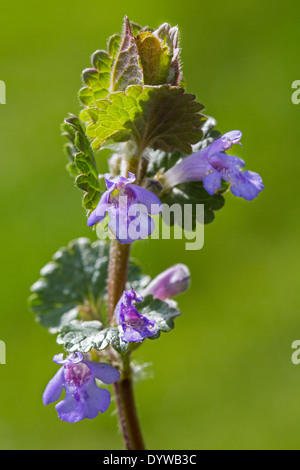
[147,149,183,178]
[108,34,122,60]
[56,320,129,354]
[146,116,221,178]
[136,295,181,334]
[146,117,227,225]
[154,23,181,84]
[29,238,151,332]
[127,261,150,291]
[81,84,205,153]
[78,52,113,106]
[110,17,144,92]
[29,239,109,331]
[161,181,226,226]
[56,294,181,353]
[135,32,172,86]
[61,115,101,210]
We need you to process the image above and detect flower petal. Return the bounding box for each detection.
[55,390,85,423]
[203,169,222,195]
[104,173,136,190]
[85,361,120,384]
[120,305,159,342]
[209,153,246,171]
[108,205,155,244]
[163,152,209,188]
[229,170,264,201]
[84,383,111,416]
[129,185,162,215]
[207,130,242,157]
[143,264,190,300]
[43,367,65,405]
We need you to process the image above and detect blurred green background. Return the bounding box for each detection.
[0,0,299,450]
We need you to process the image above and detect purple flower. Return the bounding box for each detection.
[162,131,264,201]
[143,264,190,300]
[114,289,159,342]
[43,352,120,423]
[87,172,162,244]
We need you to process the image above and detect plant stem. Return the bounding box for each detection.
[107,240,146,449]
[107,240,131,324]
[113,358,146,450]
[107,153,147,450]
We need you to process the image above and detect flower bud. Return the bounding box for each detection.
[144,264,190,300]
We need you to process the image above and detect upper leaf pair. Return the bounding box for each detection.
[78,17,206,154]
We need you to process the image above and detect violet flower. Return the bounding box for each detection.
[87,172,162,244]
[43,352,120,423]
[143,264,190,300]
[162,131,264,201]
[114,289,159,343]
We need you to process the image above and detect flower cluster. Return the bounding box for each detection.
[43,264,190,422]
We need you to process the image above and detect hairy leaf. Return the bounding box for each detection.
[137,295,181,334]
[29,238,150,332]
[161,181,226,226]
[136,32,172,85]
[79,52,113,107]
[61,115,101,210]
[81,84,205,153]
[57,320,129,354]
[56,294,181,353]
[110,17,144,92]
[29,239,109,331]
[152,23,181,85]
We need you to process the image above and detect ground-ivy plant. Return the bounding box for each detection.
[28,17,264,450]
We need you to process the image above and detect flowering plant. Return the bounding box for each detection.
[28,17,263,449]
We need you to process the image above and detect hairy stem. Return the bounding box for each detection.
[107,153,147,450]
[107,240,131,324]
[108,240,146,449]
[113,358,146,450]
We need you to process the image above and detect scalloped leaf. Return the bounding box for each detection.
[61,115,101,210]
[81,84,205,154]
[136,295,181,333]
[161,181,226,226]
[79,52,113,107]
[146,118,226,225]
[56,321,129,354]
[135,32,172,86]
[29,239,109,331]
[134,23,181,86]
[110,17,144,92]
[56,295,181,354]
[29,238,150,332]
